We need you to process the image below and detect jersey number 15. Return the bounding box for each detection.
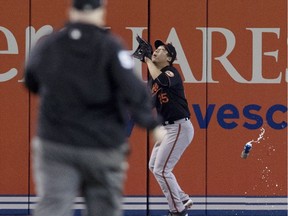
[158,93,169,104]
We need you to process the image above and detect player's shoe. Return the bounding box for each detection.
[167,209,188,216]
[182,199,193,209]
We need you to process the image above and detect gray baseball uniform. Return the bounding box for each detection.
[149,120,194,213]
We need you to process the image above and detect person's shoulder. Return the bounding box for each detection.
[162,65,178,73]
[169,66,180,74]
[30,32,55,54]
[162,66,181,78]
[38,25,67,47]
[103,32,134,70]
[104,31,127,50]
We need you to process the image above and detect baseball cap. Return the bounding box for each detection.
[72,0,105,11]
[154,40,177,64]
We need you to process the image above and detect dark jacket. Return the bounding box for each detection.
[24,22,159,148]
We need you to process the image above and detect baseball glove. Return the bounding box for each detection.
[132,35,153,62]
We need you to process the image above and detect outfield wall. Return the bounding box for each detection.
[0,0,287,215]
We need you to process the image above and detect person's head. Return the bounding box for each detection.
[152,40,177,68]
[69,0,107,27]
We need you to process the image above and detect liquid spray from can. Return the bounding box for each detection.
[240,127,265,159]
[241,142,252,159]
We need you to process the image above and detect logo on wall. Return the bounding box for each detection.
[0,25,286,130]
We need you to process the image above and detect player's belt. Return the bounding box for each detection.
[162,117,190,126]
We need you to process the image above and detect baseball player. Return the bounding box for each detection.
[146,40,194,216]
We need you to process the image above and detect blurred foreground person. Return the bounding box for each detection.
[24,0,163,216]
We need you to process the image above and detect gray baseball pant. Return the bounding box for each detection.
[149,120,194,213]
[32,137,128,216]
